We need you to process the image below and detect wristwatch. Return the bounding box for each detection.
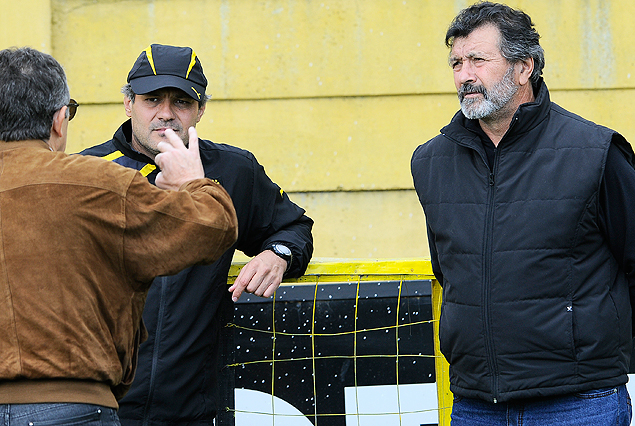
[267,243,292,272]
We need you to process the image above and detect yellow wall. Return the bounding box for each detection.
[3,0,635,260]
[0,0,50,51]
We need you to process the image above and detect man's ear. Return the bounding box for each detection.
[518,57,534,86]
[51,106,67,138]
[124,96,133,118]
[196,104,206,123]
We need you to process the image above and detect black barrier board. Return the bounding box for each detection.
[231,279,437,425]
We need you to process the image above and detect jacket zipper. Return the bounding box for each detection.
[483,148,500,403]
[482,117,519,404]
[442,131,504,402]
[141,276,169,426]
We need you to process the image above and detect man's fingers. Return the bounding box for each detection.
[160,128,186,151]
[156,141,173,154]
[187,127,200,154]
[262,282,281,299]
[229,251,283,302]
[231,266,257,302]
[153,126,205,190]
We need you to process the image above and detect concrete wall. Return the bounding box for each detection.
[2,0,634,260]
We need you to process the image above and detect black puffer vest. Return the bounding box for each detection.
[411,81,631,403]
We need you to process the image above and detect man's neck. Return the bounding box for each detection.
[479,114,514,147]
[130,137,156,161]
[479,84,536,147]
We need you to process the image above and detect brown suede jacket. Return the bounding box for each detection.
[0,140,238,408]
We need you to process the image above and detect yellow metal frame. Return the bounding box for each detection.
[228,258,452,424]
[432,279,452,425]
[228,257,434,283]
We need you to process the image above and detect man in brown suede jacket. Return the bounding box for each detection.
[0,47,238,424]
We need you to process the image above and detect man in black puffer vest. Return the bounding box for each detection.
[411,2,635,425]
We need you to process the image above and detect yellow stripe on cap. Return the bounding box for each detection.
[144,46,157,75]
[103,151,124,161]
[186,50,197,79]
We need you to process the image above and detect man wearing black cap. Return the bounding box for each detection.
[81,44,314,425]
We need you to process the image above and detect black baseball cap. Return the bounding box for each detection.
[127,44,208,101]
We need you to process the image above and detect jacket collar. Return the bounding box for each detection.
[441,78,551,150]
[0,139,52,152]
[112,120,156,165]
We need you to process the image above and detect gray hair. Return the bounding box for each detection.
[0,47,70,141]
[121,83,211,109]
[446,2,545,89]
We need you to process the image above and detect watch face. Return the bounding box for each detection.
[274,244,291,256]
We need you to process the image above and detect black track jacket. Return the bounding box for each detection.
[81,120,313,425]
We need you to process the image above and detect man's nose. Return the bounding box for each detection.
[456,61,477,86]
[156,100,176,120]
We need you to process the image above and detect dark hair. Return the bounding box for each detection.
[121,83,211,109]
[0,47,70,141]
[445,1,545,88]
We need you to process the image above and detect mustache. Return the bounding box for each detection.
[458,83,488,102]
[150,122,183,133]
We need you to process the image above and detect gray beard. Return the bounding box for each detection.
[459,65,518,120]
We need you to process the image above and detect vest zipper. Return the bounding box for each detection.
[483,149,500,403]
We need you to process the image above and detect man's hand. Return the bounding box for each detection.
[154,127,205,190]
[229,250,287,302]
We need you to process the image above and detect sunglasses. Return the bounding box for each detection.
[67,99,79,121]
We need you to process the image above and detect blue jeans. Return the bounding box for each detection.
[451,385,632,426]
[0,403,120,425]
